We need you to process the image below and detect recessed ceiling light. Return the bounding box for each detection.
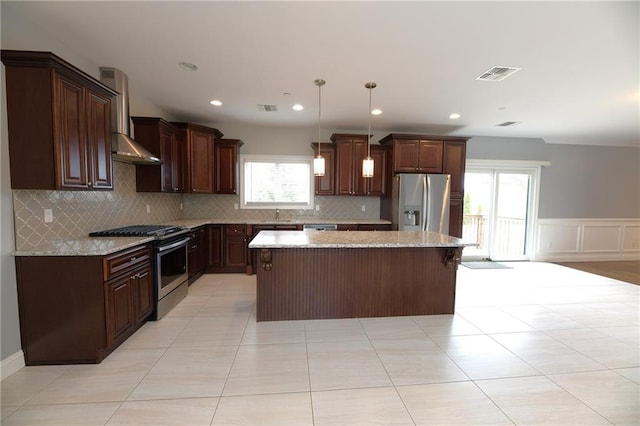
[178,62,198,71]
[449,113,461,120]
[292,104,304,111]
[371,109,382,115]
[209,100,222,106]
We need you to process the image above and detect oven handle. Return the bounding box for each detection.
[157,238,190,253]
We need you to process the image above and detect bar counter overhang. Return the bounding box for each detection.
[249,230,472,322]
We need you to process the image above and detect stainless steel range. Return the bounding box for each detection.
[90,225,190,319]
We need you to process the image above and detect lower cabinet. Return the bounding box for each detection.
[187,226,207,283]
[104,263,153,347]
[14,243,153,365]
[337,224,392,231]
[206,224,247,273]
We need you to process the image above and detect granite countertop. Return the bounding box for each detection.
[14,218,393,256]
[249,230,471,249]
[14,236,155,257]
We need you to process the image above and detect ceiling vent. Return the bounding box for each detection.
[496,121,521,127]
[476,66,521,82]
[258,104,278,112]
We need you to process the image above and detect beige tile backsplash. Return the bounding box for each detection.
[13,162,182,250]
[13,162,381,250]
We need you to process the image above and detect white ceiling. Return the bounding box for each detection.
[3,1,639,147]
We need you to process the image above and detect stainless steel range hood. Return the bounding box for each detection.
[99,67,161,164]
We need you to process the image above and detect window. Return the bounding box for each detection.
[240,155,314,209]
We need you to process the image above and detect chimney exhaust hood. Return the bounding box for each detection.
[99,67,161,164]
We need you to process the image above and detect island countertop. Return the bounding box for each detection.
[249,230,471,249]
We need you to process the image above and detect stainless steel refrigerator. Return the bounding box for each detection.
[391,174,451,233]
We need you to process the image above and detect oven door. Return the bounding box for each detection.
[156,237,189,299]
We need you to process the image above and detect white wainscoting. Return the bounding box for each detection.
[535,219,640,262]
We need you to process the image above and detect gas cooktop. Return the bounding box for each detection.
[89,225,187,238]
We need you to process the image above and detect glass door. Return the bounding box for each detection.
[463,166,536,261]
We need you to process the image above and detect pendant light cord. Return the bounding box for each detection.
[318,82,322,153]
[367,84,372,158]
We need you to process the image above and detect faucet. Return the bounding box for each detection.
[275,208,280,221]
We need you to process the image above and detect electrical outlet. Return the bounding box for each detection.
[180,203,183,211]
[146,205,150,214]
[44,209,53,223]
[361,205,366,212]
[316,204,320,211]
[234,203,239,210]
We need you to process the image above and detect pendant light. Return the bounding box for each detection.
[362,82,377,178]
[313,79,326,176]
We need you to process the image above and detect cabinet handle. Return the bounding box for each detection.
[88,182,92,187]
[130,256,137,262]
[174,187,179,191]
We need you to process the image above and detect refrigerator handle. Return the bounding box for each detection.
[421,175,428,231]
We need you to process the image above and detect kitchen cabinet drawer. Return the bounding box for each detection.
[225,224,247,236]
[358,224,392,231]
[103,245,152,281]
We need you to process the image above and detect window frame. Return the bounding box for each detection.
[239,154,315,210]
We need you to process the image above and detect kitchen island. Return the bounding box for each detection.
[248,230,470,321]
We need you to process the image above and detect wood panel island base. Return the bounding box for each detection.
[249,231,469,322]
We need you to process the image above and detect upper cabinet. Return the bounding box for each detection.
[443,140,467,198]
[172,122,223,194]
[214,139,243,194]
[380,134,443,174]
[311,143,336,195]
[2,50,116,190]
[131,117,184,193]
[331,133,386,196]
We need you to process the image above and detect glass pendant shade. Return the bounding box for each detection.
[362,156,374,177]
[313,155,325,176]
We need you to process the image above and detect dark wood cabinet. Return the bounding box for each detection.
[187,226,207,284]
[131,117,184,193]
[15,243,152,365]
[207,225,224,270]
[380,135,443,174]
[357,223,393,231]
[337,224,359,231]
[2,50,116,190]
[103,245,153,348]
[367,145,389,196]
[206,224,247,273]
[132,266,154,324]
[215,139,243,194]
[104,274,134,346]
[173,122,223,194]
[449,198,464,238]
[443,140,467,198]
[331,133,386,196]
[225,225,248,271]
[333,133,368,196]
[311,143,336,195]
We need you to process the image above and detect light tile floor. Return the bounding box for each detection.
[1,262,638,425]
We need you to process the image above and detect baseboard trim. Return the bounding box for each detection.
[1,350,25,381]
